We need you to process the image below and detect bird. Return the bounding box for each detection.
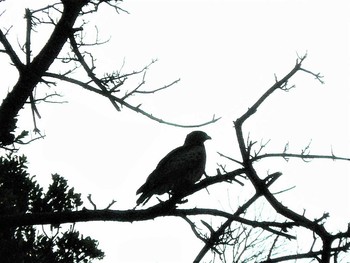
[136,130,211,206]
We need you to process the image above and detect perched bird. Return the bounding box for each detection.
[136,131,211,206]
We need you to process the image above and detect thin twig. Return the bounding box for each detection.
[251,152,350,162]
[43,72,221,128]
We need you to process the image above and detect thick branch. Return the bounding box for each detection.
[0,168,246,228]
[0,0,88,145]
[0,205,250,228]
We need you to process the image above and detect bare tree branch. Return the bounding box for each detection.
[0,1,219,147]
[1,3,349,262]
[0,0,87,146]
[252,152,350,162]
[69,33,121,111]
[42,72,221,128]
[0,29,24,70]
[231,54,347,263]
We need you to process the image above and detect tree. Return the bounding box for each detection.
[0,1,216,262]
[0,1,349,262]
[0,0,218,148]
[0,154,104,262]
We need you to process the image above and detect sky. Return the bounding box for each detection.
[1,0,350,262]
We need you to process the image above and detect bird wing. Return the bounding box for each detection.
[156,144,205,180]
[137,144,206,196]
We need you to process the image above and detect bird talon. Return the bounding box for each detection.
[178,198,188,204]
[156,197,165,203]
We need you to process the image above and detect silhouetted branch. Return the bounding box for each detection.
[189,55,349,262]
[193,170,283,262]
[261,243,350,263]
[69,33,121,111]
[0,204,241,228]
[42,71,221,127]
[135,78,181,94]
[0,0,220,147]
[193,192,261,262]
[0,167,245,227]
[217,151,243,165]
[0,29,24,70]
[0,0,87,146]
[230,54,349,263]
[252,152,350,162]
[1,2,349,262]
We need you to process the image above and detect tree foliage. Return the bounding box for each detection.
[0,154,104,263]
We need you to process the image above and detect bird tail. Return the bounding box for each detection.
[136,193,150,206]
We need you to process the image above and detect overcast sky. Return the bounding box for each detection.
[1,0,350,262]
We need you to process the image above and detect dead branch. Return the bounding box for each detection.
[251,152,350,162]
[0,29,24,70]
[192,55,348,262]
[0,0,87,146]
[0,1,220,147]
[194,169,283,262]
[135,78,181,94]
[69,33,121,111]
[231,54,348,263]
[42,72,221,127]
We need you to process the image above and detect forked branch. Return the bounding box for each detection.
[194,54,349,262]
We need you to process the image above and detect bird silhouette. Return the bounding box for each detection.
[136,130,211,206]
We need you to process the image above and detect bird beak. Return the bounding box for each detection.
[206,135,212,140]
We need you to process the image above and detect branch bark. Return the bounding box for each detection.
[192,55,350,262]
[231,55,347,263]
[0,168,246,227]
[0,0,87,145]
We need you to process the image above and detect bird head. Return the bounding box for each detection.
[184,131,211,146]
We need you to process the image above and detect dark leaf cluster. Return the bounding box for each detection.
[0,154,104,263]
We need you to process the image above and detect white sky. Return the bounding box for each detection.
[1,0,350,262]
